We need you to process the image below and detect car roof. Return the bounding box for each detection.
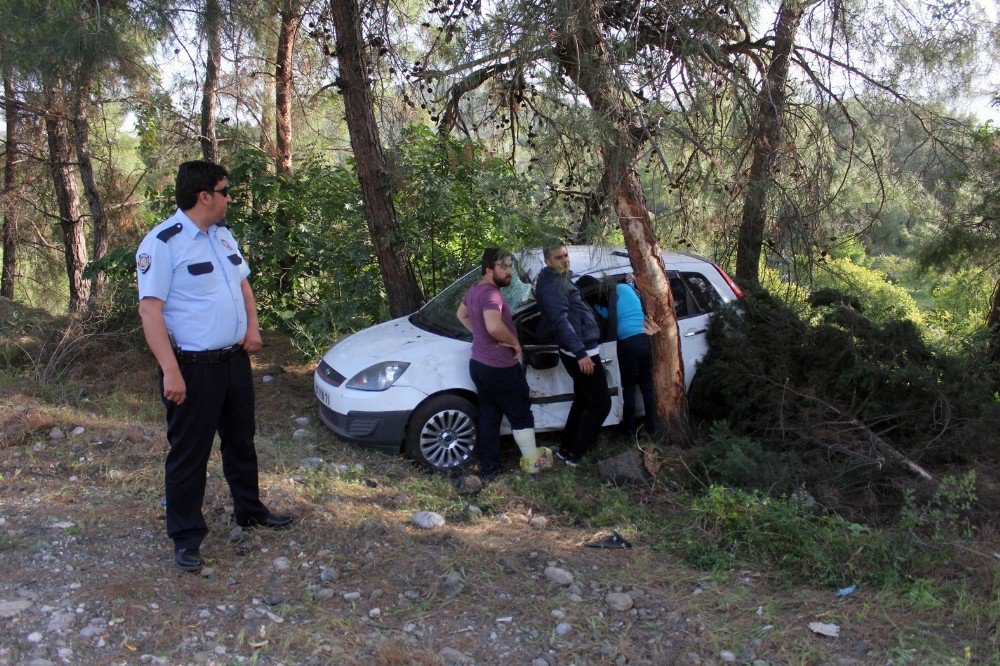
[513,245,709,281]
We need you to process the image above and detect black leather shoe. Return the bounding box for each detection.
[175,547,203,572]
[237,513,294,530]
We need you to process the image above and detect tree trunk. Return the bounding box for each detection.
[330,0,424,317]
[2,73,22,300]
[200,0,222,162]
[558,0,689,446]
[258,14,278,162]
[275,0,299,179]
[44,83,89,313]
[73,86,109,307]
[988,277,1000,366]
[273,1,301,288]
[611,164,690,445]
[735,0,808,285]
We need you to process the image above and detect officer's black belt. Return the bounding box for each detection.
[175,345,241,364]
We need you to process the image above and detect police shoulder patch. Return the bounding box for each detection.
[156,222,183,242]
[137,253,152,274]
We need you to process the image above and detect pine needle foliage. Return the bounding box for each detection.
[687,288,998,516]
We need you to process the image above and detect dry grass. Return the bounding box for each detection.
[0,316,996,664]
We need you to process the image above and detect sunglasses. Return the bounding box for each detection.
[208,186,230,197]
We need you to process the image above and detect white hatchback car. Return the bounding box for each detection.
[314,246,742,471]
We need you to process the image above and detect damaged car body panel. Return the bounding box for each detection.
[315,246,741,470]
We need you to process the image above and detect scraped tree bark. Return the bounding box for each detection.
[44,82,89,313]
[2,73,22,300]
[735,0,813,285]
[330,0,424,317]
[73,85,110,307]
[988,279,1000,366]
[557,0,690,446]
[201,0,222,162]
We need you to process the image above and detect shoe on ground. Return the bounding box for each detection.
[174,547,203,572]
[555,450,580,467]
[236,513,294,530]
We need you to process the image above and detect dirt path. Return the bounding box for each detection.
[0,339,984,665]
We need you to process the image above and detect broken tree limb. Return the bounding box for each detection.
[775,379,936,483]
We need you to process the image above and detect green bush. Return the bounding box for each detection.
[673,478,987,590]
[900,471,978,540]
[688,289,997,509]
[686,421,801,492]
[925,269,994,348]
[84,127,553,356]
[679,485,908,588]
[226,148,384,357]
[813,257,924,325]
[391,125,546,297]
[222,127,548,355]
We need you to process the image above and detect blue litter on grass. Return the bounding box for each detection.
[836,584,857,597]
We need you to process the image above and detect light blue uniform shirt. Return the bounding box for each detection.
[594,283,646,340]
[615,283,646,339]
[136,209,251,352]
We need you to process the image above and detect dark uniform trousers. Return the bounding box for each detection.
[160,348,267,549]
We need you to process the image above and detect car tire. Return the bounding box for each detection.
[404,395,478,471]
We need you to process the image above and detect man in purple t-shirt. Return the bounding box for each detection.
[457,248,553,478]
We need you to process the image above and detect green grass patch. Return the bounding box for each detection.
[674,485,910,589]
[505,467,661,531]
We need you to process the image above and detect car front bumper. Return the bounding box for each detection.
[316,404,410,454]
[314,373,424,453]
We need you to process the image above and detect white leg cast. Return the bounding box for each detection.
[514,428,552,473]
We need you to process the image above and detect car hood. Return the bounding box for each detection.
[321,316,470,385]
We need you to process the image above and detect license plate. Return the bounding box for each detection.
[315,383,329,406]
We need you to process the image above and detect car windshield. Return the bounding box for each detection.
[410,260,534,339]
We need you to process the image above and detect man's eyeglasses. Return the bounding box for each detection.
[209,186,230,197]
[494,262,513,270]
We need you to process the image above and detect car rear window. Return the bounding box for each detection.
[671,271,725,319]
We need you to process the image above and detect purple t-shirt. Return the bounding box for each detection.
[463,281,519,368]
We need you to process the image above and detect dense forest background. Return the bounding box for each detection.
[2,0,999,512]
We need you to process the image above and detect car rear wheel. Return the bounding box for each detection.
[404,395,478,471]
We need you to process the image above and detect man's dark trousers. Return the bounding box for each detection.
[469,359,534,476]
[559,352,612,460]
[160,349,267,549]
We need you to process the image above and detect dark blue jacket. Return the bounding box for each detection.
[535,266,602,359]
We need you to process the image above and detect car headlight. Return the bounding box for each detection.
[345,361,410,391]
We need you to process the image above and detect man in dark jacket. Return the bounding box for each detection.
[534,242,611,465]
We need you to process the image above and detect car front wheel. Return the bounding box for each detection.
[404,395,478,471]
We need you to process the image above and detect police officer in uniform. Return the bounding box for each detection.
[137,160,293,572]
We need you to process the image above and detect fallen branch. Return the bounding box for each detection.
[776,379,935,483]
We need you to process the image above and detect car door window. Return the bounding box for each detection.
[682,271,724,314]
[670,277,690,318]
[669,271,725,320]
